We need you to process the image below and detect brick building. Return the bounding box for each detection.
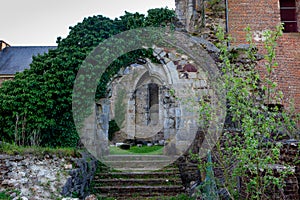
[228,0,300,111]
[0,41,56,86]
[176,0,300,111]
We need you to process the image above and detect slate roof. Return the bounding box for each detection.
[0,46,56,75]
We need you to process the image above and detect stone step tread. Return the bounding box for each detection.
[94,178,182,184]
[94,175,181,179]
[99,161,179,171]
[104,165,176,171]
[102,159,175,162]
[98,164,178,169]
[97,192,187,199]
[104,160,172,163]
[96,170,180,174]
[100,168,180,172]
[94,185,185,190]
[95,171,180,177]
[94,177,181,181]
[108,168,179,171]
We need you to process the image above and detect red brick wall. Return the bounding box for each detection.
[228,0,300,112]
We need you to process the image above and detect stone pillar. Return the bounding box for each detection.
[175,0,205,33]
[126,91,136,139]
[95,99,110,156]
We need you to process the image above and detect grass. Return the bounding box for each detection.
[0,142,80,157]
[0,191,10,200]
[109,145,163,155]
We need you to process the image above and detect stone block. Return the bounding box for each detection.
[169,107,176,118]
[166,61,177,70]
[175,141,191,154]
[164,142,177,156]
[159,50,167,58]
[179,60,188,65]
[197,71,207,79]
[168,52,177,60]
[181,54,189,60]
[193,79,207,89]
[187,72,197,79]
[175,108,181,117]
[176,130,196,141]
[153,47,163,56]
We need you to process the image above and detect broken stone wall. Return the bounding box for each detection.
[175,0,226,42]
[0,151,97,200]
[227,0,300,112]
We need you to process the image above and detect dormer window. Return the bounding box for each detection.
[280,0,298,32]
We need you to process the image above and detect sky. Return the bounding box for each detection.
[1,0,175,46]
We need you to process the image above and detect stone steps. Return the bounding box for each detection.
[103,160,173,170]
[95,171,181,179]
[93,178,181,186]
[93,185,185,193]
[91,159,187,199]
[97,192,182,199]
[101,155,179,171]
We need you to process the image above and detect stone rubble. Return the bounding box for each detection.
[0,152,97,200]
[0,154,70,200]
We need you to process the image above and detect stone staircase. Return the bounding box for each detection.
[91,155,187,199]
[101,155,179,171]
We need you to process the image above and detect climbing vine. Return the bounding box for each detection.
[194,24,299,199]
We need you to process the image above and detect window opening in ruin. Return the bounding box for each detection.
[135,83,159,127]
[148,83,159,126]
[280,0,298,32]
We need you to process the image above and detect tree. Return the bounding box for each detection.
[0,8,175,147]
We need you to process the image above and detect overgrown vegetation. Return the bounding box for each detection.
[0,141,79,157]
[0,191,10,200]
[0,8,175,147]
[195,24,299,199]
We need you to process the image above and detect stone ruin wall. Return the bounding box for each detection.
[175,0,226,43]
[175,1,300,198]
[107,44,212,155]
[80,2,300,197]
[0,152,97,199]
[88,30,225,157]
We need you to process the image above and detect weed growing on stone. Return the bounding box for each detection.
[194,24,299,199]
[0,191,10,200]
